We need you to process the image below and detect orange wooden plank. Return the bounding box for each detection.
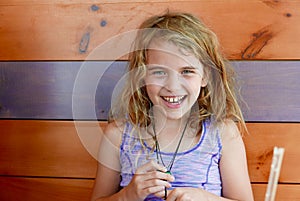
[0,177,94,201]
[0,1,299,60]
[0,176,299,201]
[0,120,107,178]
[251,184,300,201]
[245,123,300,183]
[1,120,300,184]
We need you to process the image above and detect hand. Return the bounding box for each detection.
[165,187,211,201]
[122,160,175,201]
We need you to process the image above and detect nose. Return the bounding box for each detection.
[164,71,181,92]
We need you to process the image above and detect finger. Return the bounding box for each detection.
[154,189,171,199]
[157,171,175,182]
[144,185,166,195]
[141,178,172,189]
[136,160,167,174]
[166,189,178,201]
[140,170,175,182]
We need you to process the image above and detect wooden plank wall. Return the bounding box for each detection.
[1,1,300,200]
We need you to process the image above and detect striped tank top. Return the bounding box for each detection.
[119,119,222,200]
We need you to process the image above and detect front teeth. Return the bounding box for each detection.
[163,96,185,103]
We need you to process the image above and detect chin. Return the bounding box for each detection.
[165,110,191,120]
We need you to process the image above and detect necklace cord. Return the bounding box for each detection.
[152,117,189,171]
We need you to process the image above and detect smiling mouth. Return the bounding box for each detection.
[161,96,186,104]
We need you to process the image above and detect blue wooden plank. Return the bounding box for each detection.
[0,61,300,122]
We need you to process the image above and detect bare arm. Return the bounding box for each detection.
[91,164,125,201]
[91,122,124,201]
[219,120,254,201]
[91,122,174,201]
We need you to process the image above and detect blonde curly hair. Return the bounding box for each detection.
[110,12,246,134]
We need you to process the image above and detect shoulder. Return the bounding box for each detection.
[103,120,126,148]
[217,119,247,173]
[210,119,245,155]
[98,120,126,171]
[219,119,242,143]
[218,119,254,200]
[205,118,241,142]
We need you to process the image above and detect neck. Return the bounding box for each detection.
[151,108,190,134]
[151,110,191,171]
[149,109,192,152]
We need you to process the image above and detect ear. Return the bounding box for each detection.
[201,75,208,87]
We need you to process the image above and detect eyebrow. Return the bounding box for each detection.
[181,66,197,70]
[147,65,197,70]
[147,65,166,71]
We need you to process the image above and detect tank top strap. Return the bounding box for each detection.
[120,121,133,152]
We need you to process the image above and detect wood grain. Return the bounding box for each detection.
[1,61,300,121]
[1,120,299,183]
[0,1,299,60]
[0,120,106,178]
[0,61,126,120]
[251,184,300,201]
[0,177,94,201]
[0,177,299,201]
[245,123,300,183]
[1,1,299,200]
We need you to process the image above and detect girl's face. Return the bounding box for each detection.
[144,40,207,120]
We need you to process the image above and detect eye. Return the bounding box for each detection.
[147,66,168,77]
[152,70,167,76]
[181,69,195,75]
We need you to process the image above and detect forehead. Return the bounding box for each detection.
[146,40,202,69]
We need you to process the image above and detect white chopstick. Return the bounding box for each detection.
[264,147,285,201]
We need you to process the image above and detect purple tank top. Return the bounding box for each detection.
[119,119,222,200]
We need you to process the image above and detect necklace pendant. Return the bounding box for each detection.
[166,170,172,175]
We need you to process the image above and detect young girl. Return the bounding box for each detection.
[91,12,254,201]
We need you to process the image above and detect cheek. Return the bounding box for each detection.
[145,85,160,101]
[186,80,202,98]
[191,88,202,102]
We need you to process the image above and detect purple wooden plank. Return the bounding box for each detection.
[0,62,78,119]
[234,61,300,122]
[0,61,126,120]
[0,61,300,122]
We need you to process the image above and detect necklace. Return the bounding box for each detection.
[152,118,189,173]
[152,118,189,200]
